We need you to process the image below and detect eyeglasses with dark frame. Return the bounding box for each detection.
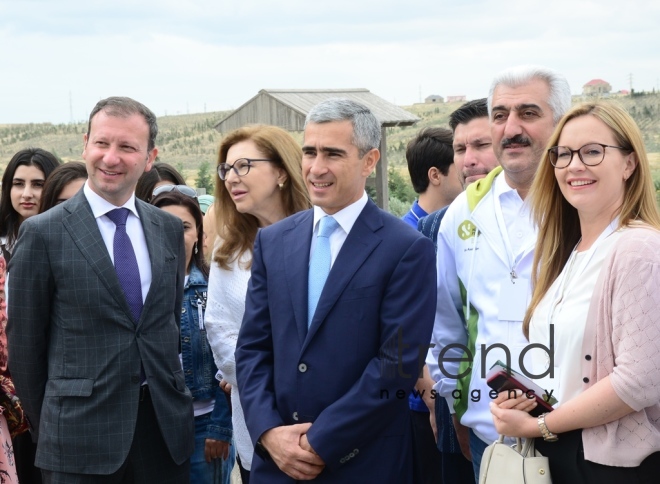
[217,158,271,181]
[547,143,628,169]
[152,184,198,199]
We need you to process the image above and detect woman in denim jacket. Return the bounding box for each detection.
[152,186,234,483]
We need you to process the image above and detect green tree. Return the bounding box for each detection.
[387,168,416,205]
[195,161,214,194]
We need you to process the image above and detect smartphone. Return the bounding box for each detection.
[486,360,556,417]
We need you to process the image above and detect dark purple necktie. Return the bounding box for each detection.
[106,208,143,323]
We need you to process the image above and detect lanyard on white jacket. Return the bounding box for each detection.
[492,191,535,282]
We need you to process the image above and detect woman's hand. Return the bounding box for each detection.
[492,389,538,413]
[490,403,540,438]
[489,390,541,438]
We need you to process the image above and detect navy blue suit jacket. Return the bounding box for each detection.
[236,200,437,483]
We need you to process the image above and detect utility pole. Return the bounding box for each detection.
[628,73,633,95]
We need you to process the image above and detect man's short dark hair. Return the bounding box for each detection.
[448,98,489,133]
[405,127,453,194]
[87,96,158,151]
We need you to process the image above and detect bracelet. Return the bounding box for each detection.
[537,412,558,442]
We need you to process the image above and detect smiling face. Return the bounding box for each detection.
[490,78,556,188]
[224,139,287,227]
[554,114,636,224]
[83,110,157,206]
[10,164,46,221]
[452,117,499,187]
[302,120,379,214]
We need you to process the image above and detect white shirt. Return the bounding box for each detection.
[494,173,535,262]
[83,182,152,302]
[310,191,369,268]
[530,229,623,405]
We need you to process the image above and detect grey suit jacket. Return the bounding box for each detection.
[7,190,194,474]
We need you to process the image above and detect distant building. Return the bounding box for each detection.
[583,79,612,96]
[425,95,444,104]
[446,95,467,103]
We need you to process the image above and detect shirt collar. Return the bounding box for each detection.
[312,191,368,236]
[408,200,428,221]
[494,171,524,205]
[84,181,140,220]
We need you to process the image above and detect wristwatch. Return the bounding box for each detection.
[537,412,558,442]
[255,439,272,461]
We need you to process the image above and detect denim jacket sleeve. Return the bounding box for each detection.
[207,385,232,442]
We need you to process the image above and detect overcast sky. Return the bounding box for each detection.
[1,0,658,124]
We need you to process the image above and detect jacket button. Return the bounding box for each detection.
[583,377,589,383]
[292,412,299,421]
[340,458,346,464]
[183,337,190,343]
[585,355,592,361]
[298,363,307,373]
[181,307,186,314]
[131,375,140,384]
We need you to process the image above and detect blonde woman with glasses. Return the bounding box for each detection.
[490,102,660,482]
[204,125,310,483]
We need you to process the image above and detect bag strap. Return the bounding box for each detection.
[497,434,534,456]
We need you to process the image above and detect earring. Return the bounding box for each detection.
[194,242,198,254]
[279,182,284,190]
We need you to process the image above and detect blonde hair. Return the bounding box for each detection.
[213,125,310,270]
[523,101,660,338]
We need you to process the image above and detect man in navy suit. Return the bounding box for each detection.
[235,98,437,482]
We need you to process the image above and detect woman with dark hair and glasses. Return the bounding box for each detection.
[135,161,186,202]
[490,102,660,482]
[38,161,88,213]
[205,125,310,482]
[0,148,60,260]
[151,189,234,484]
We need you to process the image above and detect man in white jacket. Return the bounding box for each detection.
[427,65,571,481]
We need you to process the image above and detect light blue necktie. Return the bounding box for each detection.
[308,216,339,327]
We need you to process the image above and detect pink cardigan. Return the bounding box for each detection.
[580,226,660,466]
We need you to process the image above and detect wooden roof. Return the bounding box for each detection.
[214,88,420,133]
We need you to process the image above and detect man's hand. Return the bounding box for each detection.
[219,379,232,394]
[429,407,438,442]
[205,438,230,462]
[260,424,325,480]
[452,414,472,461]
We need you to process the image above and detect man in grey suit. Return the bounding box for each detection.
[7,97,194,483]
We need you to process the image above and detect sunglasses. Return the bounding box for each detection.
[152,184,198,199]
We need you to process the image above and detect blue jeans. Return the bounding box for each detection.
[191,413,235,484]
[468,428,488,483]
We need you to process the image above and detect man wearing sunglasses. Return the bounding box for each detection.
[8,97,193,483]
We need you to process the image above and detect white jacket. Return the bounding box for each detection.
[427,168,537,444]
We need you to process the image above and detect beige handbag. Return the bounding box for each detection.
[478,435,552,484]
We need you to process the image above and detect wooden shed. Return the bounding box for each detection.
[214,88,420,210]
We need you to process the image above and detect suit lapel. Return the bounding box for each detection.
[136,201,163,327]
[283,212,313,346]
[62,192,134,325]
[303,201,383,350]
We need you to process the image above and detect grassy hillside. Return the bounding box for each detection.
[1,94,659,187]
